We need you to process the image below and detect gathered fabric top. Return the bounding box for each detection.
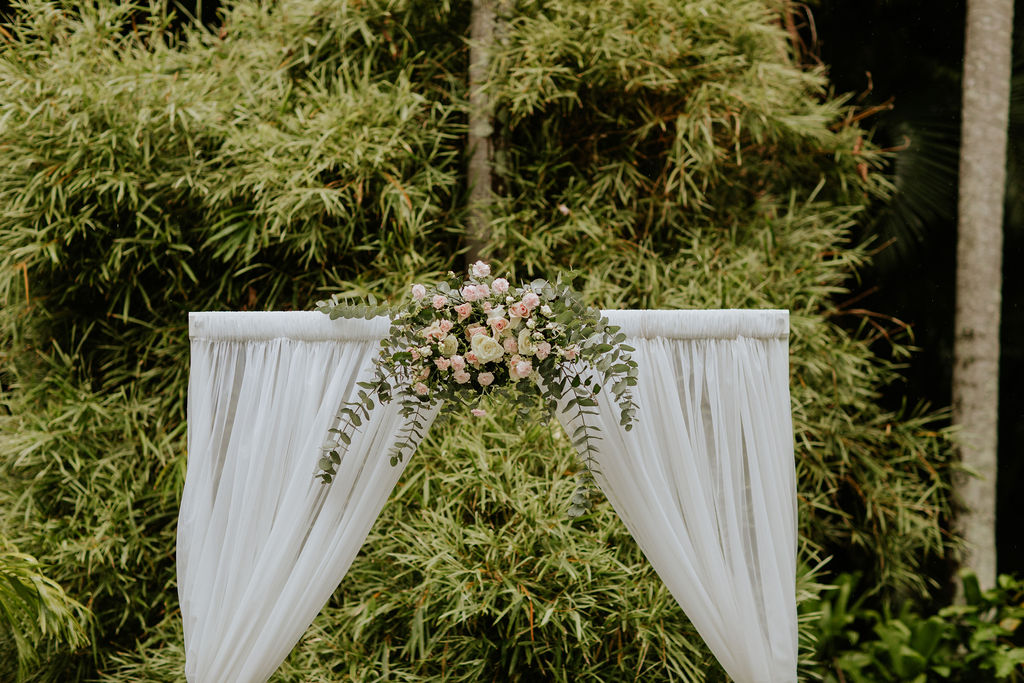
[188,309,789,343]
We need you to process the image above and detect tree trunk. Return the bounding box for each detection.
[953,0,1013,590]
[466,0,499,266]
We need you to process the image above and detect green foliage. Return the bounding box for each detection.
[0,0,464,395]
[0,0,958,680]
[0,538,91,682]
[0,349,185,680]
[809,572,1024,682]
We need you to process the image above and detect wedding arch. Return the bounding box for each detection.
[177,308,798,682]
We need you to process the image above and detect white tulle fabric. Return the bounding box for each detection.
[179,313,438,683]
[178,310,796,683]
[559,310,797,683]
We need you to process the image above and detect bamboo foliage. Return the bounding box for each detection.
[0,539,91,682]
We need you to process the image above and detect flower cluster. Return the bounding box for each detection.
[315,262,639,516]
[400,260,580,403]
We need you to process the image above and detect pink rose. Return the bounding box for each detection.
[503,337,518,354]
[535,341,551,360]
[477,372,494,386]
[454,302,472,321]
[510,359,533,380]
[492,278,509,294]
[433,294,448,309]
[466,352,480,367]
[454,370,471,384]
[423,322,446,340]
[563,346,577,360]
[466,324,487,339]
[439,319,454,333]
[521,292,541,310]
[417,366,431,380]
[413,382,428,395]
[434,357,451,371]
[460,285,479,302]
[489,317,509,333]
[451,355,466,371]
[471,408,487,417]
[509,301,529,318]
[409,347,420,361]
[411,284,426,301]
[474,284,490,299]
[482,302,492,313]
[471,261,491,278]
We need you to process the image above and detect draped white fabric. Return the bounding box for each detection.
[179,309,796,683]
[555,309,797,683]
[179,313,438,683]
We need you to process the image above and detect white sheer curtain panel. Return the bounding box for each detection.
[555,310,797,683]
[178,312,438,683]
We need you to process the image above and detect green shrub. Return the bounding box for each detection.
[809,572,1024,682]
[0,537,91,682]
[0,0,957,680]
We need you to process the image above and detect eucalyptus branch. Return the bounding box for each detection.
[316,357,400,483]
[388,395,436,466]
[561,360,603,518]
[316,294,392,321]
[316,374,392,483]
[579,322,639,430]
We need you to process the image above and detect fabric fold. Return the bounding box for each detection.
[179,331,438,682]
[553,331,797,683]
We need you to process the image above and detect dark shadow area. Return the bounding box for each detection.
[808,0,1024,575]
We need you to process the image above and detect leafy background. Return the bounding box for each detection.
[0,0,992,680]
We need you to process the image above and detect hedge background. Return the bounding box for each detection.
[0,1,956,680]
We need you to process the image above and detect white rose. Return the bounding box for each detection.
[517,329,537,356]
[470,334,505,364]
[441,335,458,357]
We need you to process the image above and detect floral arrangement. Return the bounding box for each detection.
[314,261,638,516]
